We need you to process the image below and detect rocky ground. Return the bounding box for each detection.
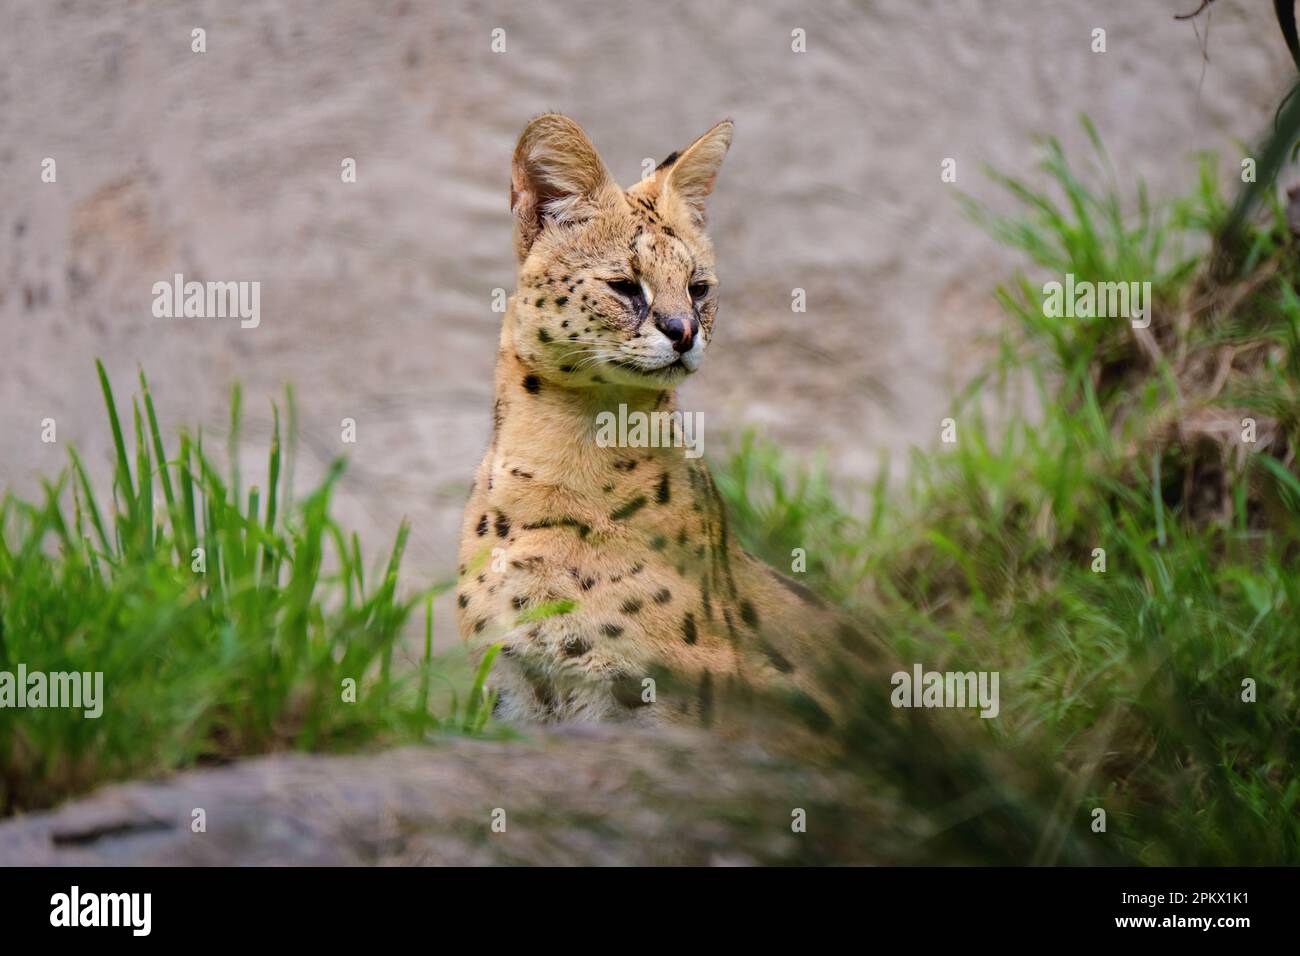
[0,725,899,865]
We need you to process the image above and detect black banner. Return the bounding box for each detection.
[0,866,1287,942]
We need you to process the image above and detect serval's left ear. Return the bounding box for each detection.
[661,119,733,226]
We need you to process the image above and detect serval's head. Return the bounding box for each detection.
[509,114,732,390]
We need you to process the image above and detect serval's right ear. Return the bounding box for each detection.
[511,114,619,262]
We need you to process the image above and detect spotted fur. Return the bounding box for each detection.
[456,114,856,728]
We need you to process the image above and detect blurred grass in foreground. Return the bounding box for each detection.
[719,121,1299,865]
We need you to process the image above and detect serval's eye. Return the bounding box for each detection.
[605,279,644,302]
[689,281,711,301]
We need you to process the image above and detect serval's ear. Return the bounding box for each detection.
[511,114,619,262]
[661,119,733,226]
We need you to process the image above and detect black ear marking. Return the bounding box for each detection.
[655,150,679,171]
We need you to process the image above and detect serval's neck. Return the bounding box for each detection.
[490,306,697,507]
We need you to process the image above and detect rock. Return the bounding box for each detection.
[0,725,891,866]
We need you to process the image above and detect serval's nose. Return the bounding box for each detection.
[655,312,699,353]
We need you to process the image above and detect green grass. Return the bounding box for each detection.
[0,365,483,816]
[718,122,1300,865]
